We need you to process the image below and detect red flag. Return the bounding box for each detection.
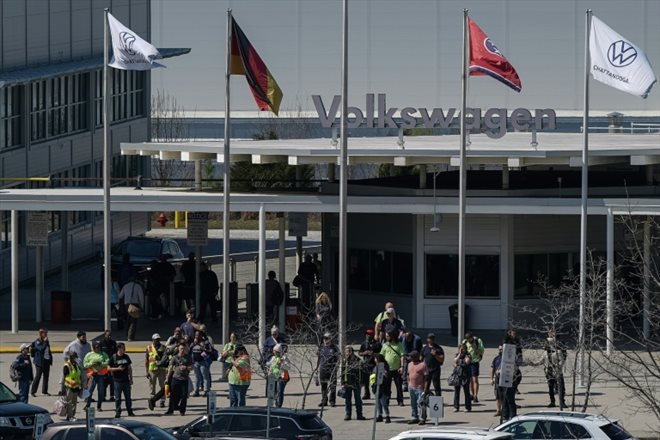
[468,18,522,93]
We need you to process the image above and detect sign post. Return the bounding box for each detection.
[86,407,96,440]
[187,212,208,315]
[371,363,385,440]
[266,375,275,437]
[428,395,444,425]
[33,413,49,440]
[498,343,517,424]
[207,390,217,425]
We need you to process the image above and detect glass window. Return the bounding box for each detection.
[64,427,92,440]
[514,253,570,298]
[349,249,370,291]
[601,422,633,440]
[99,427,133,440]
[392,252,413,295]
[1,85,23,149]
[499,420,537,439]
[229,414,268,432]
[30,73,89,142]
[97,69,145,125]
[296,415,324,429]
[370,250,392,293]
[426,254,499,297]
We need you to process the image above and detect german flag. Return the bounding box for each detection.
[230,17,283,115]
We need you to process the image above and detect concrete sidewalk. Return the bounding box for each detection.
[0,334,656,439]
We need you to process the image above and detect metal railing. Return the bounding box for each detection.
[580,122,660,133]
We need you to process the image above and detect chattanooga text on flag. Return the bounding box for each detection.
[108,13,162,70]
[589,16,656,98]
[468,18,522,93]
[230,17,283,115]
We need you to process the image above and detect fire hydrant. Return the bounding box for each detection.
[156,212,168,227]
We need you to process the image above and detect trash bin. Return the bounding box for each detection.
[448,303,469,337]
[221,282,239,320]
[286,298,301,331]
[246,283,259,318]
[51,291,71,324]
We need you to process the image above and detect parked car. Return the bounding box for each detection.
[389,427,512,440]
[0,381,52,440]
[101,236,185,286]
[495,411,637,440]
[169,407,332,440]
[41,419,176,440]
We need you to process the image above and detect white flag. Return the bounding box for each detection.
[589,16,657,98]
[108,13,163,70]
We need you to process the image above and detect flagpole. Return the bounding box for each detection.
[457,8,469,347]
[103,8,112,331]
[338,0,348,351]
[222,9,232,348]
[579,8,592,388]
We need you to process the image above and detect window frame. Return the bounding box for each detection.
[1,85,24,150]
[425,253,500,298]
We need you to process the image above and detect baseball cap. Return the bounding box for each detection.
[20,343,30,351]
[323,332,332,339]
[365,329,375,335]
[427,332,436,339]
[273,343,282,353]
[152,333,161,340]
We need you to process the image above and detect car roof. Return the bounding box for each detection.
[394,427,512,439]
[509,411,617,425]
[214,406,318,417]
[48,418,154,429]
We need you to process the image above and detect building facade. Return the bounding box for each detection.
[0,0,160,290]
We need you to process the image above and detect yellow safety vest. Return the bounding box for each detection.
[147,344,166,372]
[64,361,81,389]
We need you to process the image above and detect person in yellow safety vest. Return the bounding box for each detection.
[83,341,110,411]
[145,333,168,408]
[228,345,251,407]
[62,351,82,421]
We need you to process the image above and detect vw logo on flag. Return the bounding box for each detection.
[607,40,637,67]
[483,38,503,57]
[119,31,137,56]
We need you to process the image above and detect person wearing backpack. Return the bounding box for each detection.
[452,344,472,412]
[228,345,251,407]
[12,344,34,403]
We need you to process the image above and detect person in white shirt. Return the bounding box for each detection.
[119,277,145,341]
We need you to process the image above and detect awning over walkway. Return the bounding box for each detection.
[1,187,658,216]
[121,132,660,167]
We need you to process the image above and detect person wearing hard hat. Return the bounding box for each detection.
[12,344,34,403]
[145,333,168,409]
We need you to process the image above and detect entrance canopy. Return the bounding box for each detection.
[120,132,660,167]
[1,187,659,216]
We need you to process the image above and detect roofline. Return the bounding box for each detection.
[1,188,658,216]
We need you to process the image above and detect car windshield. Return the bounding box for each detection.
[128,424,176,440]
[297,415,324,430]
[125,241,162,258]
[0,382,17,403]
[600,422,634,440]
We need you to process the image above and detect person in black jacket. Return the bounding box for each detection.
[198,262,219,323]
[30,328,52,397]
[14,344,34,403]
[340,346,366,421]
[99,330,118,402]
[317,333,340,407]
[359,329,381,400]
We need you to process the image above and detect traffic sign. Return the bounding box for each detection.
[207,390,217,424]
[428,395,444,420]
[27,212,49,246]
[33,413,49,440]
[86,407,96,439]
[187,212,209,246]
[498,343,517,388]
[288,212,308,237]
[376,363,385,385]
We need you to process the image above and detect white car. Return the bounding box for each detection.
[389,427,513,440]
[495,411,637,439]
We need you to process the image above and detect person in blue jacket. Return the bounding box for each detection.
[14,343,34,403]
[30,328,52,397]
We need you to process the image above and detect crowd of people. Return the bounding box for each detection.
[10,297,569,426]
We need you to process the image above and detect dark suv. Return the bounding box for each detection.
[169,407,332,440]
[101,236,184,285]
[0,381,51,440]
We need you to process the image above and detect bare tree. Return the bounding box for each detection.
[150,90,194,186]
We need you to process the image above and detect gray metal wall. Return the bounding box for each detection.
[152,0,660,114]
[1,0,150,71]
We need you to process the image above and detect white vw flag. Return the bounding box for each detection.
[589,16,656,98]
[108,13,162,70]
